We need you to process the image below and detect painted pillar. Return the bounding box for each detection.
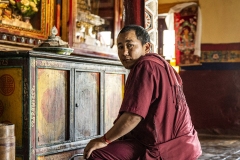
[123,0,144,26]
[145,0,159,53]
[123,0,158,53]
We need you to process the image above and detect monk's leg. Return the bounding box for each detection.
[87,139,145,160]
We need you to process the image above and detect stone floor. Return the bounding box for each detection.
[198,135,240,160]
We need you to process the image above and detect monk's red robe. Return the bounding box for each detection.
[89,53,202,160]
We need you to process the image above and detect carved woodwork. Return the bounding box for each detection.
[0,0,54,50]
[0,51,127,159]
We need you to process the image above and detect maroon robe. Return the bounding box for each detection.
[89,53,202,160]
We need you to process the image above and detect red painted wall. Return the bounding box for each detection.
[180,62,240,136]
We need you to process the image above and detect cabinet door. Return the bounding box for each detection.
[104,73,125,132]
[0,67,23,148]
[37,68,70,146]
[74,70,101,140]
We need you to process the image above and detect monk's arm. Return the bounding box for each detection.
[84,112,142,159]
[105,112,142,142]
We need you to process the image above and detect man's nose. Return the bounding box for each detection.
[123,47,129,56]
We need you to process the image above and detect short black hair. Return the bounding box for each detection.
[118,25,150,45]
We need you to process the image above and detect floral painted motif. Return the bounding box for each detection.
[9,0,40,17]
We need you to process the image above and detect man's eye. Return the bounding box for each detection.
[118,46,123,49]
[127,44,133,48]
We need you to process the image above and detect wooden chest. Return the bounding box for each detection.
[0,51,128,159]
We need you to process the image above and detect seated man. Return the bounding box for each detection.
[83,25,202,160]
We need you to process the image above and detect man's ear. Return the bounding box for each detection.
[144,42,151,53]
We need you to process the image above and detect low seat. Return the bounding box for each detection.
[69,153,84,160]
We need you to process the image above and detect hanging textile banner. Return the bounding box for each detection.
[165,2,202,66]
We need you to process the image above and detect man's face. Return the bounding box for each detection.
[117,30,150,69]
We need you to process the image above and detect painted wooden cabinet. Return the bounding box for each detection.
[0,51,127,160]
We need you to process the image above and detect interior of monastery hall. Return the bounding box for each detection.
[0,0,240,159]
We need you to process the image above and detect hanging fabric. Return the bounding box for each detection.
[165,2,202,65]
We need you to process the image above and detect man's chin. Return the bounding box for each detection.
[122,61,134,69]
[123,65,132,69]
[124,66,131,69]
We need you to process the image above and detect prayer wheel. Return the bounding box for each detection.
[0,123,15,160]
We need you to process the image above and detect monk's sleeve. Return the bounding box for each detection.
[120,62,157,119]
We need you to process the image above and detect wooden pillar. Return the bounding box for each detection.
[123,0,158,53]
[123,0,145,26]
[56,0,62,36]
[61,0,69,42]
[113,0,123,45]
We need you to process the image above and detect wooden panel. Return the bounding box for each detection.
[37,149,83,160]
[0,68,23,147]
[104,73,125,132]
[37,69,69,146]
[75,71,100,140]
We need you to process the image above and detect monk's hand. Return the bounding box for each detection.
[83,137,108,159]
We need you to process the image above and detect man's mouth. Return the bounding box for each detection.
[123,57,131,61]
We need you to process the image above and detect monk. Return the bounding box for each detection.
[83,25,202,160]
